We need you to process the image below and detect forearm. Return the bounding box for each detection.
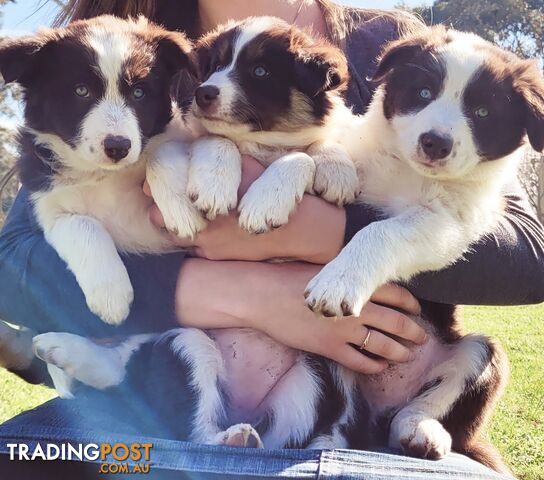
[175,258,320,331]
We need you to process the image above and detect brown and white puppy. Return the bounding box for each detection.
[0,16,201,327]
[305,26,544,318]
[184,16,359,233]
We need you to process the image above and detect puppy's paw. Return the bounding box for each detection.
[238,184,298,234]
[160,197,207,240]
[213,424,264,448]
[304,259,371,318]
[84,271,134,326]
[187,170,238,220]
[396,417,452,460]
[313,160,359,206]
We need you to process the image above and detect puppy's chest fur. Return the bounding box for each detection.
[32,160,171,254]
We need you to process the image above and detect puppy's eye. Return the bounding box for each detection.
[74,84,90,98]
[132,86,145,100]
[252,65,270,78]
[418,87,433,100]
[475,107,489,119]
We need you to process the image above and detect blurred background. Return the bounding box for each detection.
[0,2,542,479]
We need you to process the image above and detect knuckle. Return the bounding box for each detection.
[394,313,408,334]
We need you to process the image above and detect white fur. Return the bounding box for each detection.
[32,332,155,390]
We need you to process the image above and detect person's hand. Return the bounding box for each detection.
[144,155,346,264]
[176,259,426,374]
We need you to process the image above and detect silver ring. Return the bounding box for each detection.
[360,328,372,351]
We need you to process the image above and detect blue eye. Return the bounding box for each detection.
[418,87,433,100]
[74,84,89,97]
[253,65,269,78]
[132,86,145,100]
[475,107,489,118]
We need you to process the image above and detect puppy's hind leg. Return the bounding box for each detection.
[389,335,508,467]
[32,332,156,393]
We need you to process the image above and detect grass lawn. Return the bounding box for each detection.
[0,304,542,479]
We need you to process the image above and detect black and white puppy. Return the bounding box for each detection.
[180,16,359,234]
[0,16,201,327]
[29,23,534,474]
[305,26,544,317]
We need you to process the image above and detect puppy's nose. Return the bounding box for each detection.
[419,131,453,161]
[195,85,220,109]
[104,135,131,162]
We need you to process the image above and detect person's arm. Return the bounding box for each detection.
[0,189,186,337]
[175,258,426,374]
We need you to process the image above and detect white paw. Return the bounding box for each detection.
[394,417,452,460]
[213,424,264,448]
[33,333,126,389]
[238,183,299,234]
[313,160,359,206]
[83,270,134,325]
[304,258,372,318]
[160,197,207,240]
[188,139,241,220]
[187,170,238,220]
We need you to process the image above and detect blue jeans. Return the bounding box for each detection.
[0,388,513,480]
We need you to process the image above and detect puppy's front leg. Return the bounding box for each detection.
[42,213,133,325]
[146,141,206,239]
[238,152,315,233]
[309,142,359,206]
[305,206,466,317]
[188,136,241,220]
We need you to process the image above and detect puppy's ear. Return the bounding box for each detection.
[371,25,448,83]
[154,30,197,79]
[513,60,544,152]
[0,35,49,85]
[292,32,348,97]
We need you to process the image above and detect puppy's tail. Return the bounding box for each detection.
[460,440,512,476]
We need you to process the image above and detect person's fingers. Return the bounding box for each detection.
[359,303,428,345]
[353,326,414,363]
[142,180,152,197]
[371,283,421,315]
[239,155,265,195]
[149,203,166,228]
[333,344,388,374]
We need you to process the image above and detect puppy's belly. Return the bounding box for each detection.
[358,335,454,415]
[208,328,299,421]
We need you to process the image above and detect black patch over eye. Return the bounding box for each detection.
[474,106,490,119]
[252,65,270,79]
[131,85,146,100]
[418,87,433,100]
[74,84,90,98]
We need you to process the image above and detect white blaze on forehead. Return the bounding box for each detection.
[85,25,132,99]
[438,33,487,102]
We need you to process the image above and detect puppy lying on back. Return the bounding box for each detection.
[304,26,544,317]
[0,16,200,326]
[167,16,359,237]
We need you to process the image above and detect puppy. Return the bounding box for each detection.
[0,16,202,326]
[305,26,544,318]
[31,25,535,474]
[183,16,359,233]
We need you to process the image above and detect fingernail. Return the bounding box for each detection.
[408,351,416,361]
[423,333,430,344]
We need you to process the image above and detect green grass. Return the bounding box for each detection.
[0,305,542,479]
